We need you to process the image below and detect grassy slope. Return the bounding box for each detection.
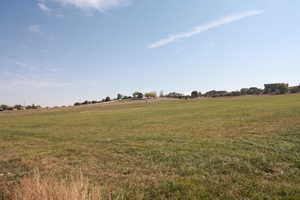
[1,95,300,199]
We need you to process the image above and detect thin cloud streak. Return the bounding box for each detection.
[38,2,52,12]
[28,25,41,33]
[53,0,128,11]
[148,10,264,49]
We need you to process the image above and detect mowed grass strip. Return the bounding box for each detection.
[1,95,300,199]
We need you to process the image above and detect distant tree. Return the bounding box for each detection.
[105,96,111,102]
[277,84,288,94]
[204,90,228,97]
[240,88,249,95]
[231,91,241,96]
[14,105,24,110]
[264,83,289,94]
[74,102,81,106]
[166,92,185,99]
[0,105,8,110]
[133,92,143,99]
[31,104,40,109]
[25,104,40,110]
[289,85,300,93]
[191,91,199,98]
[145,92,157,98]
[248,87,263,95]
[82,101,90,105]
[117,93,123,100]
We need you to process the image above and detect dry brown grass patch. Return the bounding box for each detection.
[10,170,101,200]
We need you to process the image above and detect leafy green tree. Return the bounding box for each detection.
[278,84,289,94]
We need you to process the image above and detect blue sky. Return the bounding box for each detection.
[1,0,299,106]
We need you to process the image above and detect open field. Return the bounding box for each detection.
[1,95,300,199]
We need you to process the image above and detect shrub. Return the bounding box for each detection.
[9,170,102,200]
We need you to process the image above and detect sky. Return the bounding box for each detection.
[1,0,300,106]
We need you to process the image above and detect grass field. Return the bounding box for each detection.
[1,95,300,199]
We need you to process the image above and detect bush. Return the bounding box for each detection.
[8,170,101,200]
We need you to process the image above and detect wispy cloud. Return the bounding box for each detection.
[38,2,52,12]
[37,1,65,17]
[148,10,264,49]
[14,61,61,73]
[1,60,66,89]
[5,78,71,89]
[53,0,129,11]
[15,61,39,71]
[28,25,41,33]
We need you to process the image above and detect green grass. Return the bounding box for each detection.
[1,95,300,199]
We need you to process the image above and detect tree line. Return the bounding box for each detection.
[73,83,300,107]
[1,83,299,110]
[73,91,158,106]
[0,104,41,112]
[169,83,298,99]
